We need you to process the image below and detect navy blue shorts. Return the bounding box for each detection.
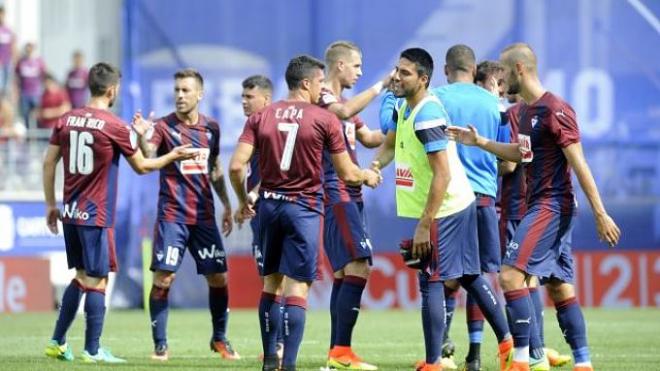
[63,224,117,278]
[400,202,480,281]
[324,202,373,272]
[258,199,323,282]
[250,211,264,276]
[503,206,575,284]
[150,221,227,275]
[476,195,501,273]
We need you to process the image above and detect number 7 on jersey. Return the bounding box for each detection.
[277,122,299,171]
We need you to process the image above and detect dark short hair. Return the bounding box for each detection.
[242,75,273,92]
[400,48,434,88]
[285,55,325,90]
[474,60,504,84]
[446,44,476,73]
[174,68,204,87]
[88,62,121,97]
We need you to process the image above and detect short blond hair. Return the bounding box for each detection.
[324,40,361,67]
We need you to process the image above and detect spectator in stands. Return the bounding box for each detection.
[15,42,46,128]
[0,6,15,97]
[0,95,19,140]
[38,73,70,129]
[66,50,88,108]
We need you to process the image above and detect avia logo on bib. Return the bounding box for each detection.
[62,202,90,221]
[395,163,414,189]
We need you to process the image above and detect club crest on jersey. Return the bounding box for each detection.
[395,163,414,189]
[206,131,213,141]
[531,115,539,128]
[180,148,210,174]
[62,201,90,221]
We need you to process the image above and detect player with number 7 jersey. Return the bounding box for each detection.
[230,55,382,371]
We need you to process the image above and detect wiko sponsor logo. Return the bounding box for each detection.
[197,244,225,263]
[263,191,295,202]
[62,202,90,221]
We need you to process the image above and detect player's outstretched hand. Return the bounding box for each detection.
[362,168,382,189]
[222,208,233,237]
[46,206,61,235]
[412,222,432,259]
[446,125,480,146]
[596,213,621,248]
[171,144,197,161]
[132,110,155,136]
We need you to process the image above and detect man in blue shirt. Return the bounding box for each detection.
[431,44,509,371]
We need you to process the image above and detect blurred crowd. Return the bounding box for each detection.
[0,5,88,143]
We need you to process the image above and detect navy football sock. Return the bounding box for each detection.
[259,292,282,357]
[149,285,170,347]
[555,296,590,364]
[504,288,531,350]
[84,288,106,355]
[282,296,307,368]
[529,286,545,345]
[209,286,229,341]
[443,285,458,343]
[528,287,545,359]
[466,293,485,361]
[329,278,343,349]
[52,279,84,345]
[460,275,510,342]
[420,274,445,364]
[335,275,366,347]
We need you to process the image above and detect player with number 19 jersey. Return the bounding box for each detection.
[49,107,137,227]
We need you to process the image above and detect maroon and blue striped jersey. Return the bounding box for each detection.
[148,112,220,224]
[238,100,346,214]
[318,89,365,205]
[49,107,137,227]
[500,102,528,220]
[518,92,579,215]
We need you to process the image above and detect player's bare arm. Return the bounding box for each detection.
[563,142,621,247]
[447,124,521,162]
[324,72,393,120]
[356,125,384,148]
[125,143,194,174]
[131,111,158,158]
[330,151,381,188]
[42,144,62,234]
[229,141,256,223]
[413,150,450,259]
[370,130,396,171]
[210,156,233,236]
[498,159,517,175]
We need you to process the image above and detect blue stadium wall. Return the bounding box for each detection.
[112,0,660,308]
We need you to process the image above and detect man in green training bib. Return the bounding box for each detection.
[372,48,512,371]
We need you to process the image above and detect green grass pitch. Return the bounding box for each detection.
[1,308,659,370]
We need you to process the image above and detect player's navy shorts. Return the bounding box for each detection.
[503,205,575,284]
[258,199,323,282]
[250,209,264,276]
[475,194,501,273]
[150,220,227,275]
[412,201,480,281]
[324,201,373,272]
[499,218,522,257]
[63,224,117,278]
